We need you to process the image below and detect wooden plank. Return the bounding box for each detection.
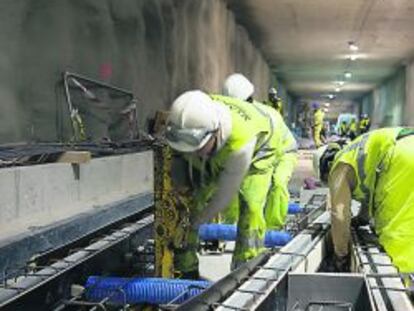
[153,110,170,135]
[57,151,91,164]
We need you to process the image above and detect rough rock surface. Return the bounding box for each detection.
[0,0,271,143]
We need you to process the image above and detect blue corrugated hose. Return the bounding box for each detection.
[85,277,211,305]
[198,224,292,247]
[288,202,302,214]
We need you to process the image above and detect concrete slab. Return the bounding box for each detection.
[0,151,154,240]
[40,164,78,214]
[121,152,153,195]
[17,165,46,216]
[0,168,17,224]
[79,156,123,202]
[199,242,234,282]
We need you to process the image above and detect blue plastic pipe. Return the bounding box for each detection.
[288,202,302,214]
[85,277,211,305]
[198,224,292,247]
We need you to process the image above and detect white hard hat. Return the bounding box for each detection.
[313,145,328,179]
[269,87,278,95]
[223,73,254,101]
[165,90,219,153]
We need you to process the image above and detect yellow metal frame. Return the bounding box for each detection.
[154,144,191,278]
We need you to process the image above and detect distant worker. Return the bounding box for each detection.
[338,120,349,137]
[312,103,325,147]
[359,114,371,134]
[314,128,414,273]
[266,87,283,116]
[223,73,298,230]
[348,118,358,140]
[320,121,329,145]
[166,90,277,278]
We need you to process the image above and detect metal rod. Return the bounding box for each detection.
[64,72,134,96]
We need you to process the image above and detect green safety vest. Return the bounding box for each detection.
[189,95,277,230]
[207,94,275,174]
[331,127,401,214]
[252,100,297,158]
[331,127,414,272]
[340,123,348,134]
[188,95,275,195]
[264,99,283,116]
[359,118,370,130]
[314,109,324,127]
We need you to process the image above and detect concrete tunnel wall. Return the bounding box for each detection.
[360,67,406,128]
[0,0,272,144]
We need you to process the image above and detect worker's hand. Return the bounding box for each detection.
[333,254,350,272]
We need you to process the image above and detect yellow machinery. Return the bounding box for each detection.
[154,143,192,278]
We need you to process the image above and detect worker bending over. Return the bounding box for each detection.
[314,127,414,273]
[223,73,298,230]
[312,103,325,147]
[359,114,371,134]
[166,90,277,278]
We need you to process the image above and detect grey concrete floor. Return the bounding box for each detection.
[199,242,234,281]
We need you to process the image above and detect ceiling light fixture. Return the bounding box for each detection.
[344,71,352,79]
[348,41,359,51]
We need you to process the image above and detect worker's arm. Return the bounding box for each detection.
[192,138,257,227]
[329,163,355,257]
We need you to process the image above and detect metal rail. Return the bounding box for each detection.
[0,215,154,310]
[352,227,414,311]
[178,195,329,311]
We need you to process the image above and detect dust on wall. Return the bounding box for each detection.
[0,0,272,143]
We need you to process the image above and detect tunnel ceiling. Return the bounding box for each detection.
[227,0,414,100]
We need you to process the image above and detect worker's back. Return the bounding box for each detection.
[253,100,297,158]
[209,95,273,170]
[331,127,414,272]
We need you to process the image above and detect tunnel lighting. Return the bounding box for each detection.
[348,41,359,51]
[344,71,352,79]
[349,55,358,61]
[335,87,341,92]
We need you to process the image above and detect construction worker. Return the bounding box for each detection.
[359,114,371,134]
[338,120,349,137]
[312,103,325,147]
[314,127,414,273]
[223,73,298,230]
[348,118,358,140]
[165,90,277,278]
[266,87,283,116]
